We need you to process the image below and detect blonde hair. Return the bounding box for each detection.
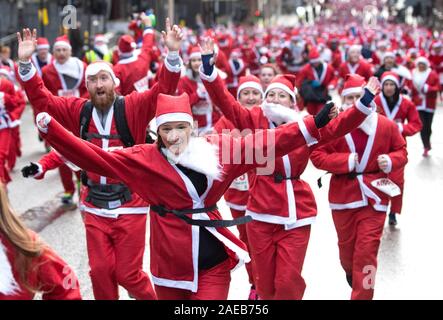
[0,184,43,292]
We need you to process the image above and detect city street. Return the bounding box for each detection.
[9,101,443,300]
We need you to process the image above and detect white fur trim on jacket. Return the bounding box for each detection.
[0,239,20,295]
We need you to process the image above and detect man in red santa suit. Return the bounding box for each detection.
[35,81,336,299]
[225,48,247,98]
[337,45,373,92]
[406,56,440,157]
[39,34,89,206]
[16,22,183,300]
[213,74,264,300]
[296,47,336,115]
[374,71,422,226]
[0,184,82,300]
[200,38,381,300]
[31,37,53,77]
[113,13,156,96]
[0,72,21,186]
[310,75,408,300]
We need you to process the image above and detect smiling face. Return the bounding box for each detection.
[265,88,293,108]
[189,56,202,73]
[259,66,276,89]
[158,121,193,156]
[238,88,262,108]
[87,70,116,110]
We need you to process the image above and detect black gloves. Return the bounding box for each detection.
[202,53,214,76]
[314,101,335,128]
[21,162,39,178]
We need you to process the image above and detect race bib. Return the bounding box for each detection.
[229,174,249,191]
[371,178,401,197]
[58,89,80,97]
[134,76,149,92]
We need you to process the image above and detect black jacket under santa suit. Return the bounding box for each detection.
[40,111,321,293]
[19,58,181,217]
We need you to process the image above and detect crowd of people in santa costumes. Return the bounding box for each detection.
[1,9,443,301]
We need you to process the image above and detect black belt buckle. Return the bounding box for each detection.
[274,173,284,183]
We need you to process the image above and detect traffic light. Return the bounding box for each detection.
[255,10,262,18]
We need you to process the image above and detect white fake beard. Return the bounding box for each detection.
[162,136,223,181]
[0,239,20,295]
[95,44,109,56]
[261,102,300,126]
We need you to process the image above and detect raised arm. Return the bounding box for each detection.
[16,28,84,130]
[125,18,183,130]
[199,37,255,130]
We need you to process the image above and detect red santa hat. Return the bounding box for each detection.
[118,35,136,58]
[264,74,298,100]
[94,34,108,44]
[155,93,194,128]
[380,71,400,87]
[53,35,71,50]
[383,50,396,60]
[188,46,201,60]
[36,37,50,50]
[341,74,366,97]
[85,61,120,86]
[308,47,322,63]
[415,56,430,68]
[237,75,264,100]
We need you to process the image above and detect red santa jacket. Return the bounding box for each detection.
[177,72,222,133]
[201,70,374,228]
[428,52,443,81]
[337,59,373,87]
[41,58,88,99]
[0,233,81,300]
[374,94,422,138]
[295,62,337,115]
[0,78,21,130]
[311,114,407,212]
[213,116,250,210]
[113,29,155,96]
[406,68,440,112]
[19,59,181,218]
[40,109,320,292]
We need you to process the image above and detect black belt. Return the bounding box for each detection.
[85,181,132,210]
[317,171,380,188]
[269,172,300,184]
[150,204,252,228]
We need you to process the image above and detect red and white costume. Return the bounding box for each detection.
[31,37,53,77]
[374,72,422,215]
[0,233,82,300]
[37,91,322,299]
[202,70,374,299]
[19,55,181,300]
[225,49,247,98]
[311,112,407,300]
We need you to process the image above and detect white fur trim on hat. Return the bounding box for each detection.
[237,82,264,100]
[265,82,297,100]
[37,44,50,50]
[415,56,430,67]
[53,41,72,50]
[189,51,201,60]
[156,112,194,128]
[85,62,120,86]
[381,75,399,87]
[341,87,364,97]
[309,57,322,63]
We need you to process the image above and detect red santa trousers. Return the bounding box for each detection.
[0,128,11,184]
[84,213,156,300]
[230,208,255,286]
[59,164,79,195]
[332,206,386,300]
[154,258,231,300]
[246,220,311,300]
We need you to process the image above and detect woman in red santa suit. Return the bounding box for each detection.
[374,71,422,226]
[200,38,380,300]
[177,46,221,134]
[407,56,440,157]
[35,88,336,300]
[213,75,264,300]
[310,78,408,300]
[0,184,82,300]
